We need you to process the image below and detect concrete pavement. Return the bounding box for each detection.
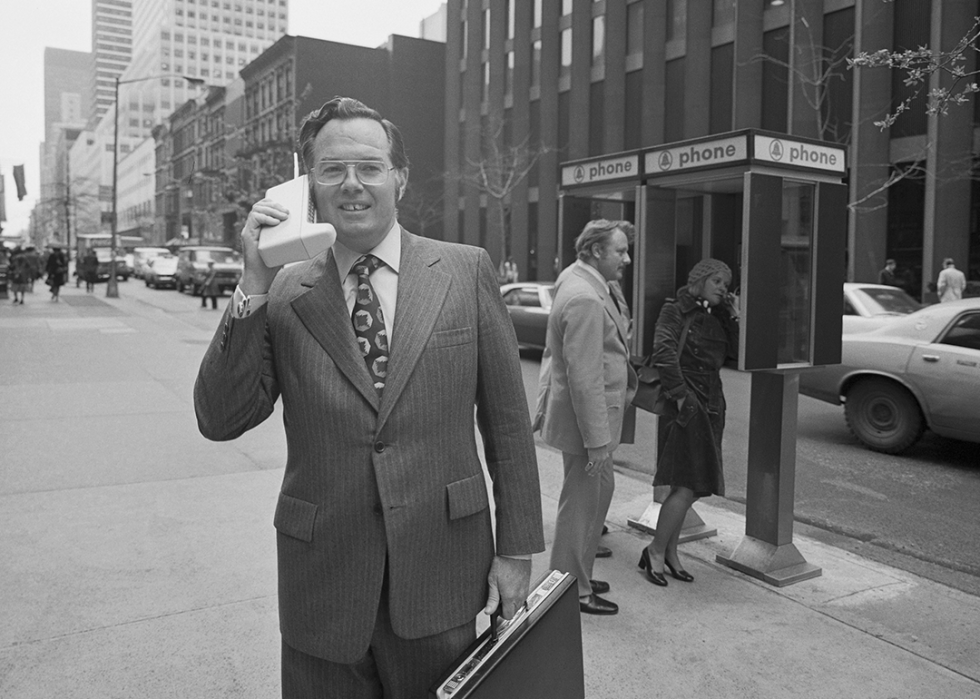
[1,282,978,698]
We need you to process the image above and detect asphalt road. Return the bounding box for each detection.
[517,350,980,597]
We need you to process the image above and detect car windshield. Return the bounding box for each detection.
[193,249,240,263]
[857,287,921,316]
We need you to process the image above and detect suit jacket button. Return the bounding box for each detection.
[373,503,383,516]
[374,441,385,453]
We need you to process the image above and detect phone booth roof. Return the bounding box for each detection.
[560,129,846,194]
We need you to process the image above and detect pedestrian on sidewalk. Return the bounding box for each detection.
[45,247,69,302]
[194,96,544,698]
[638,258,739,587]
[8,247,31,305]
[81,249,98,293]
[937,257,967,302]
[534,219,636,616]
[200,261,220,309]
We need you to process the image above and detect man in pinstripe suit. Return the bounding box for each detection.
[195,97,544,698]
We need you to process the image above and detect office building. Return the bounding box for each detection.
[443,0,978,296]
[90,0,134,125]
[40,48,95,245]
[116,0,289,145]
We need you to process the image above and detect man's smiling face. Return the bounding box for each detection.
[310,117,407,254]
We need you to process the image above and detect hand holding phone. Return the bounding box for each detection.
[257,175,336,267]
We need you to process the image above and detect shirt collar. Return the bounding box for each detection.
[333,220,402,278]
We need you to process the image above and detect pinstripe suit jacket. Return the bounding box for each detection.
[538,263,637,454]
[194,228,545,663]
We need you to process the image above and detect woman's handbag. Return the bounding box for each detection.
[631,313,695,414]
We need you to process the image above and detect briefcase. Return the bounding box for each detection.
[429,570,584,699]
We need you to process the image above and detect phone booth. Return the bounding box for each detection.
[559,130,848,586]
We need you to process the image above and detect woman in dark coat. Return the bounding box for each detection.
[45,248,69,301]
[638,258,739,586]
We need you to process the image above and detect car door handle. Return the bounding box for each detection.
[921,355,940,363]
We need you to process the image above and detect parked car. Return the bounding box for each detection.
[174,246,243,296]
[843,282,921,333]
[93,248,130,281]
[144,254,178,289]
[132,247,171,280]
[799,297,980,453]
[500,282,555,350]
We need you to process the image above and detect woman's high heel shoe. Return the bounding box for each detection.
[638,547,668,587]
[665,559,694,583]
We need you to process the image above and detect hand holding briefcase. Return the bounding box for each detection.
[429,570,584,699]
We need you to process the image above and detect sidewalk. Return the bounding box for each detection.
[1,284,978,698]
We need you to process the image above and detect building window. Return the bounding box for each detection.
[667,0,686,41]
[531,39,542,87]
[562,0,572,16]
[484,9,490,49]
[507,0,515,39]
[626,2,643,56]
[592,15,604,64]
[762,27,789,132]
[561,28,572,67]
[713,0,735,26]
[533,0,542,27]
[709,43,733,134]
[482,61,490,102]
[589,82,604,155]
[506,52,514,95]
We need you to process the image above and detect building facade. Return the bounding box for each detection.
[90,0,134,126]
[157,33,447,243]
[119,0,288,145]
[39,48,95,248]
[443,0,979,296]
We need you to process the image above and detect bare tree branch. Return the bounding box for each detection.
[848,15,980,130]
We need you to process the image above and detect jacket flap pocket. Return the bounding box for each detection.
[274,492,318,542]
[429,326,475,348]
[446,474,489,520]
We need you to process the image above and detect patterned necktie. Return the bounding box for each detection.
[351,255,389,393]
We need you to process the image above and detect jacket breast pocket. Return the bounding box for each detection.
[274,492,318,543]
[446,473,489,520]
[428,326,475,349]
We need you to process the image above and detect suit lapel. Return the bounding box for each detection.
[378,229,450,424]
[575,266,631,353]
[291,251,380,409]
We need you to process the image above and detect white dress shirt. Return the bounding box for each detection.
[232,220,401,340]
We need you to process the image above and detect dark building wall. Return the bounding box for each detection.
[443,0,978,288]
[294,37,391,131]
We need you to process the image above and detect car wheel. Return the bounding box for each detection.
[844,377,925,454]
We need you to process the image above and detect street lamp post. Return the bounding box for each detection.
[107,74,205,298]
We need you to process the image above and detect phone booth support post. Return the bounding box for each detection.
[558,130,848,586]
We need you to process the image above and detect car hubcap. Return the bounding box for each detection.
[868,398,897,431]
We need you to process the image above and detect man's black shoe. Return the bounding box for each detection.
[595,545,612,558]
[579,594,618,615]
[590,579,610,594]
[601,524,609,536]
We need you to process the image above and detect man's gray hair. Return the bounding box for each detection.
[574,219,635,261]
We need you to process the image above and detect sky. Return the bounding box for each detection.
[0,0,445,237]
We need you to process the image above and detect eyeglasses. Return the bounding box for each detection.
[311,160,395,186]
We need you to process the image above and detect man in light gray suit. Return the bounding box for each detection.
[537,220,636,615]
[195,97,544,698]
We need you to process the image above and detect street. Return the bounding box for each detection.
[3,280,980,698]
[516,350,980,598]
[27,277,980,598]
[82,279,980,596]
